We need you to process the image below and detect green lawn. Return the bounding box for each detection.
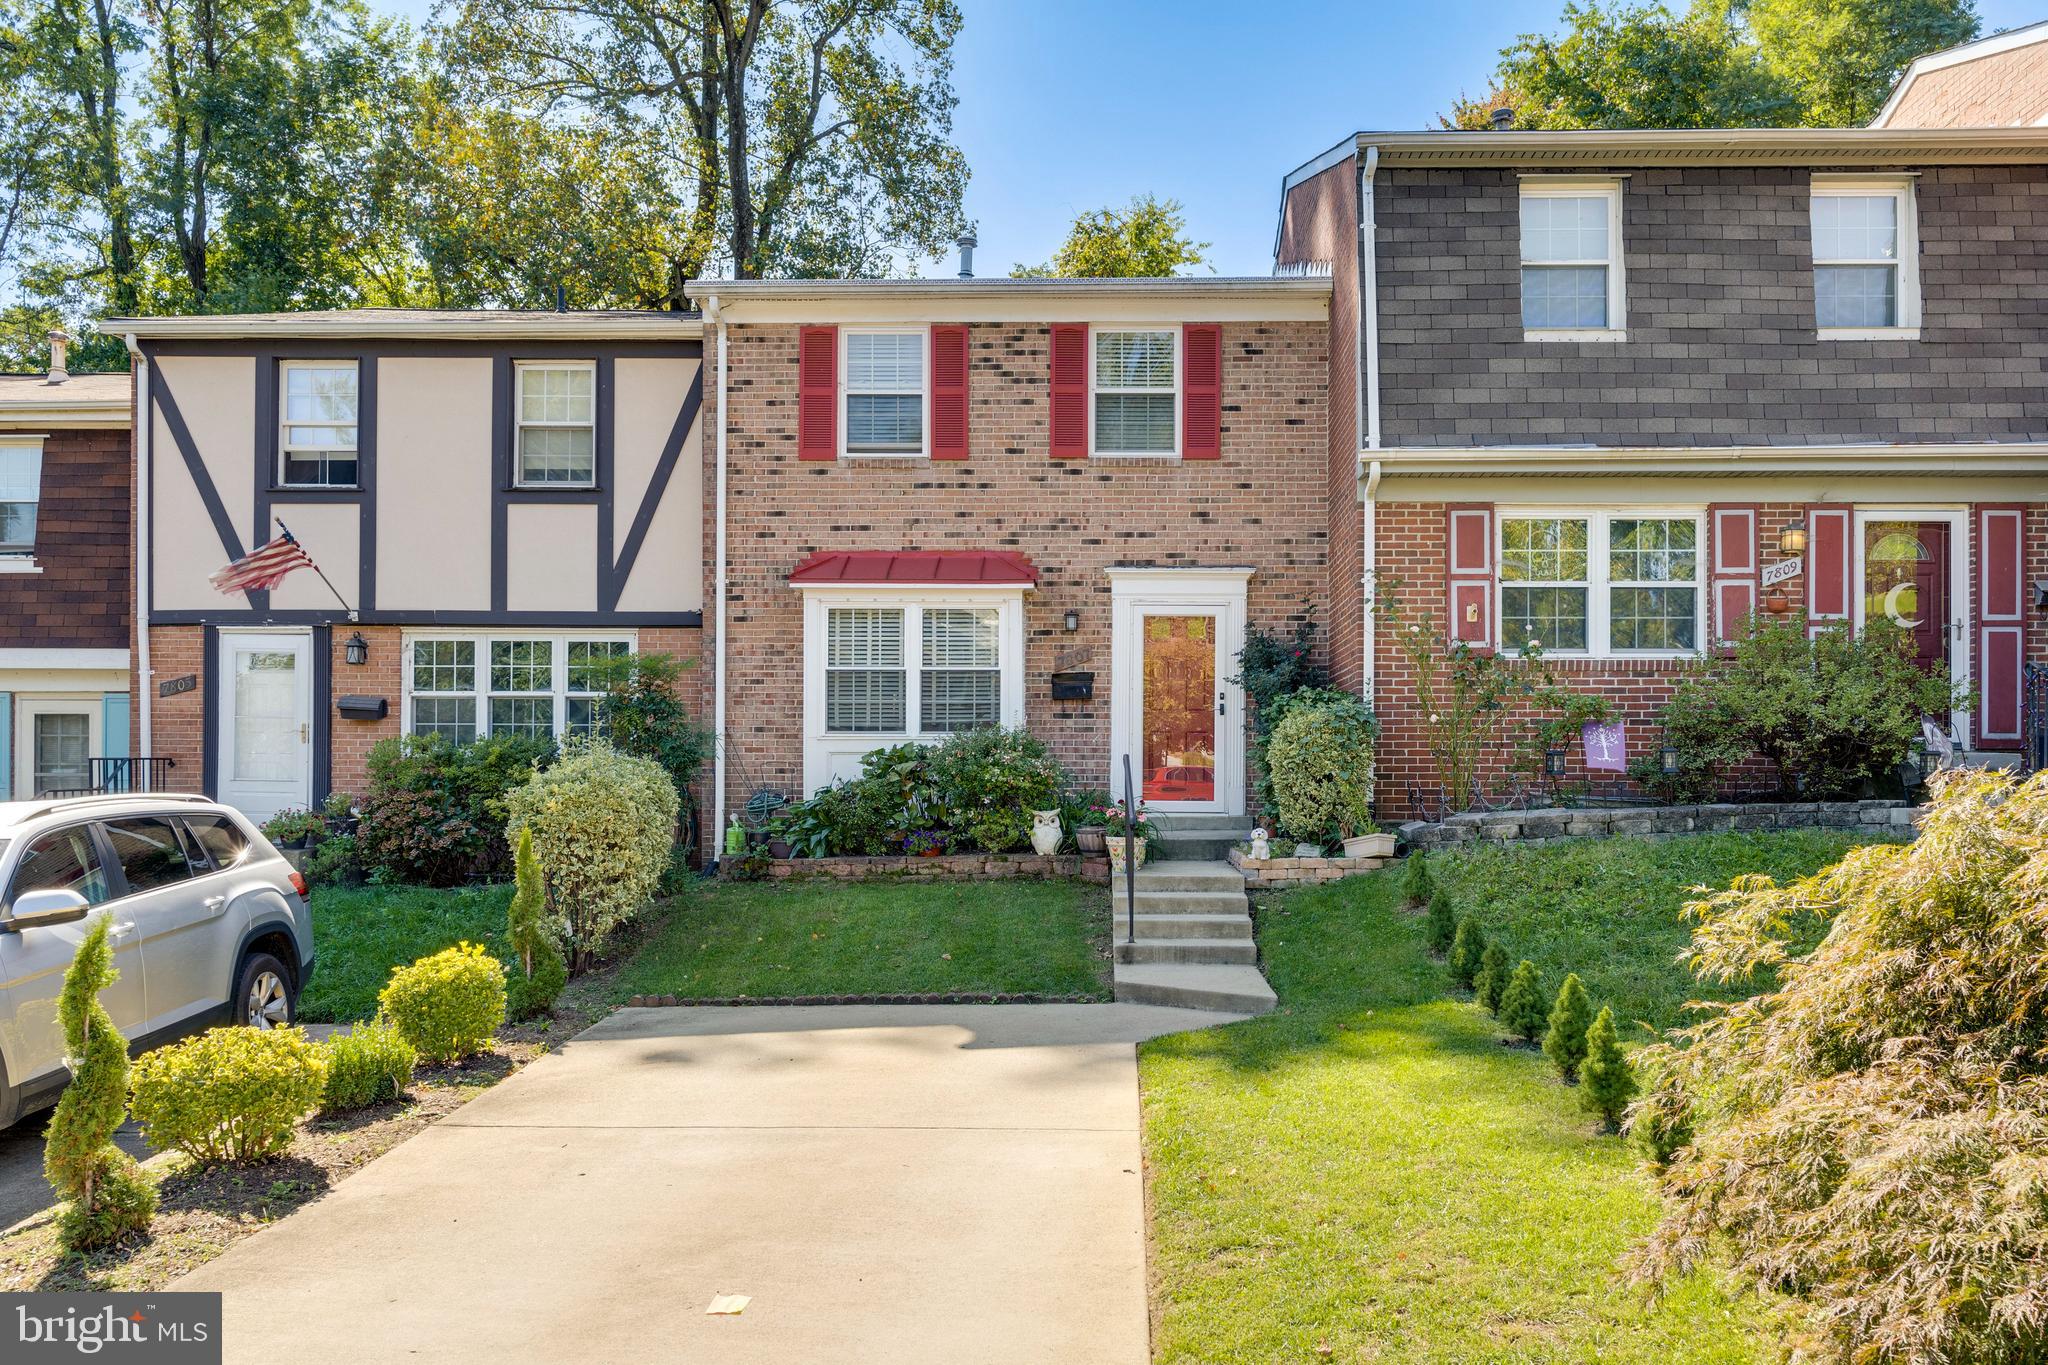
[301,882,514,1022]
[606,876,1111,1003]
[1139,829,1881,1363]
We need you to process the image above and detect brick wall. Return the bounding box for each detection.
[145,625,205,792]
[706,319,1329,812]
[329,625,403,793]
[1881,44,2048,127]
[1375,165,2048,447]
[4,429,130,650]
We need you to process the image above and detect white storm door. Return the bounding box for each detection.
[1107,570,1250,817]
[217,632,313,820]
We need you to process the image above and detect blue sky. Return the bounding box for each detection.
[380,0,2048,277]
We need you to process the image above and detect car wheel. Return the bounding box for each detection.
[236,952,295,1030]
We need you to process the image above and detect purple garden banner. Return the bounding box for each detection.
[1581,721,1628,772]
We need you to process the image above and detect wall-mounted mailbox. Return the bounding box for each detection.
[1050,671,1095,701]
[335,695,389,721]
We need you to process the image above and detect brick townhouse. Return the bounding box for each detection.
[1873,20,2048,129]
[0,336,134,799]
[1278,124,2048,815]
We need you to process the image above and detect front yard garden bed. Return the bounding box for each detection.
[1399,797,1912,852]
[766,851,1110,881]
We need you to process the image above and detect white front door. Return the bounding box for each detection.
[14,698,102,798]
[217,631,313,820]
[1107,569,1249,816]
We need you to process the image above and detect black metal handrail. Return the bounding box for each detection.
[1121,752,1137,945]
[40,756,178,798]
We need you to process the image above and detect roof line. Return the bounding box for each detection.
[1874,20,2048,127]
[1273,134,1359,267]
[1343,124,2048,164]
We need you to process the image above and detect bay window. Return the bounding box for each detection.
[1499,511,1701,656]
[406,633,634,742]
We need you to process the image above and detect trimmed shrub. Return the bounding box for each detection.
[379,942,506,1064]
[1543,973,1593,1080]
[505,740,678,967]
[1447,916,1485,989]
[1498,960,1547,1043]
[1233,616,1330,815]
[130,1026,329,1164]
[1423,888,1457,956]
[1580,1007,1634,1131]
[1265,692,1378,843]
[928,727,1065,854]
[1403,851,1433,906]
[357,732,554,885]
[43,917,156,1249]
[319,1018,417,1113]
[1474,942,1511,1015]
[506,827,567,1020]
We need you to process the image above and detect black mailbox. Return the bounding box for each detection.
[1050,671,1095,701]
[335,695,389,721]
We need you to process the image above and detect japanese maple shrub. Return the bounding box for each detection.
[42,918,156,1249]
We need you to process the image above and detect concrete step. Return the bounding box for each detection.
[1149,813,1253,833]
[1113,889,1250,919]
[1129,862,1248,892]
[1113,961,1277,1014]
[1111,911,1255,941]
[1148,831,1246,861]
[1115,938,1259,966]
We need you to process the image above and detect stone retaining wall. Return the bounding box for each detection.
[1399,799,1915,851]
[1227,848,1391,888]
[764,852,1110,882]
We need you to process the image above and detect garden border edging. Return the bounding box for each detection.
[1398,799,1917,851]
[625,991,1106,1007]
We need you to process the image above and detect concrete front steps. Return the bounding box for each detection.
[1147,811,1252,862]
[1109,860,1276,1014]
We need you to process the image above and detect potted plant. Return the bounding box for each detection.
[1338,790,1396,859]
[1072,790,1112,854]
[261,807,322,851]
[903,829,945,858]
[1100,800,1156,872]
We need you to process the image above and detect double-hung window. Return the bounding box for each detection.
[842,330,926,456]
[1499,511,1701,656]
[279,362,359,487]
[406,633,634,742]
[1811,178,1919,335]
[0,441,42,556]
[1093,329,1178,456]
[823,604,1003,736]
[1519,180,1625,337]
[516,362,596,486]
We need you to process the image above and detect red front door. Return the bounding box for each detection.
[1862,520,1950,672]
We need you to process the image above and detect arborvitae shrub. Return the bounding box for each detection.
[506,827,567,1021]
[1424,888,1457,956]
[42,918,156,1249]
[1474,942,1511,1015]
[1543,973,1593,1080]
[1581,1007,1635,1130]
[1447,916,1486,989]
[1499,960,1548,1043]
[1403,852,1433,906]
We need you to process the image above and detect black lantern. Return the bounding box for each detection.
[1063,609,1080,632]
[1659,744,1681,776]
[1544,748,1567,779]
[344,631,369,666]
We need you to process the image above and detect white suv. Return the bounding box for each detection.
[0,794,315,1128]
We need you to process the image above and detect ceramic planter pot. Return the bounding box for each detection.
[1077,826,1107,854]
[766,838,793,859]
[1106,836,1148,872]
[1342,832,1398,859]
[1029,809,1064,857]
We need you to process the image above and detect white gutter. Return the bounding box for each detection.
[1361,459,1382,703]
[705,295,728,867]
[1358,146,1381,703]
[127,336,151,766]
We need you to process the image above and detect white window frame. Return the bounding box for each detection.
[1811,175,1921,340]
[1496,507,1705,660]
[797,588,1027,795]
[1090,327,1181,459]
[278,360,360,488]
[0,437,43,569]
[14,697,102,800]
[513,360,598,488]
[402,631,637,743]
[839,326,928,459]
[1518,177,1627,342]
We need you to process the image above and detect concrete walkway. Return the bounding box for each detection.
[179,1003,1235,1364]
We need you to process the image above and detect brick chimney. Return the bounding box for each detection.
[45,328,69,385]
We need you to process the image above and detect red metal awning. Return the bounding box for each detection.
[788,550,1039,587]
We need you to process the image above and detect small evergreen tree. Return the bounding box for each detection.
[1543,973,1593,1080]
[506,827,567,1020]
[1474,942,1511,1015]
[1499,960,1548,1043]
[1424,888,1457,955]
[1403,851,1433,906]
[1581,1006,1635,1131]
[1447,916,1486,989]
[42,917,156,1249]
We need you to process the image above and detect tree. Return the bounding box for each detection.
[1499,960,1549,1043]
[1580,1007,1634,1131]
[1631,768,2048,1364]
[1748,0,1978,126]
[1448,916,1486,989]
[506,826,566,1020]
[1013,195,1208,278]
[1424,888,1457,955]
[42,917,156,1249]
[1543,972,1593,1080]
[0,3,60,276]
[1474,941,1511,1015]
[440,0,969,284]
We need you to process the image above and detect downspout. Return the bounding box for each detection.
[1357,146,1382,700]
[128,335,152,767]
[706,295,728,869]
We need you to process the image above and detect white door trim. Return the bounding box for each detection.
[215,629,314,821]
[1850,506,1970,747]
[1105,567,1251,816]
[13,696,103,799]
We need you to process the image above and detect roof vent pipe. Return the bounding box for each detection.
[45,329,69,384]
[1490,107,1514,131]
[956,232,977,279]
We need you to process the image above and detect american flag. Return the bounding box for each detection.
[210,531,315,595]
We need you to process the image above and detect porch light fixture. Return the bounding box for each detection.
[1659,744,1681,777]
[1544,748,1567,779]
[344,631,369,667]
[1778,520,1807,556]
[1063,609,1080,632]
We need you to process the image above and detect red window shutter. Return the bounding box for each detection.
[1182,323,1221,459]
[1445,504,1494,648]
[1049,323,1088,459]
[1709,505,1759,647]
[1804,503,1852,636]
[930,325,969,460]
[797,325,837,461]
[1976,504,2026,747]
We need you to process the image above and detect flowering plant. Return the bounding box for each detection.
[1090,800,1157,841]
[902,829,946,857]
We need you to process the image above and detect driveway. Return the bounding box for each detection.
[179,1003,1233,1364]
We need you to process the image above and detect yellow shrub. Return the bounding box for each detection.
[378,942,506,1065]
[130,1026,329,1164]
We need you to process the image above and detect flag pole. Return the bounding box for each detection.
[273,517,357,621]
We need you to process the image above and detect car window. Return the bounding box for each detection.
[182,815,251,871]
[103,816,204,895]
[8,826,112,908]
